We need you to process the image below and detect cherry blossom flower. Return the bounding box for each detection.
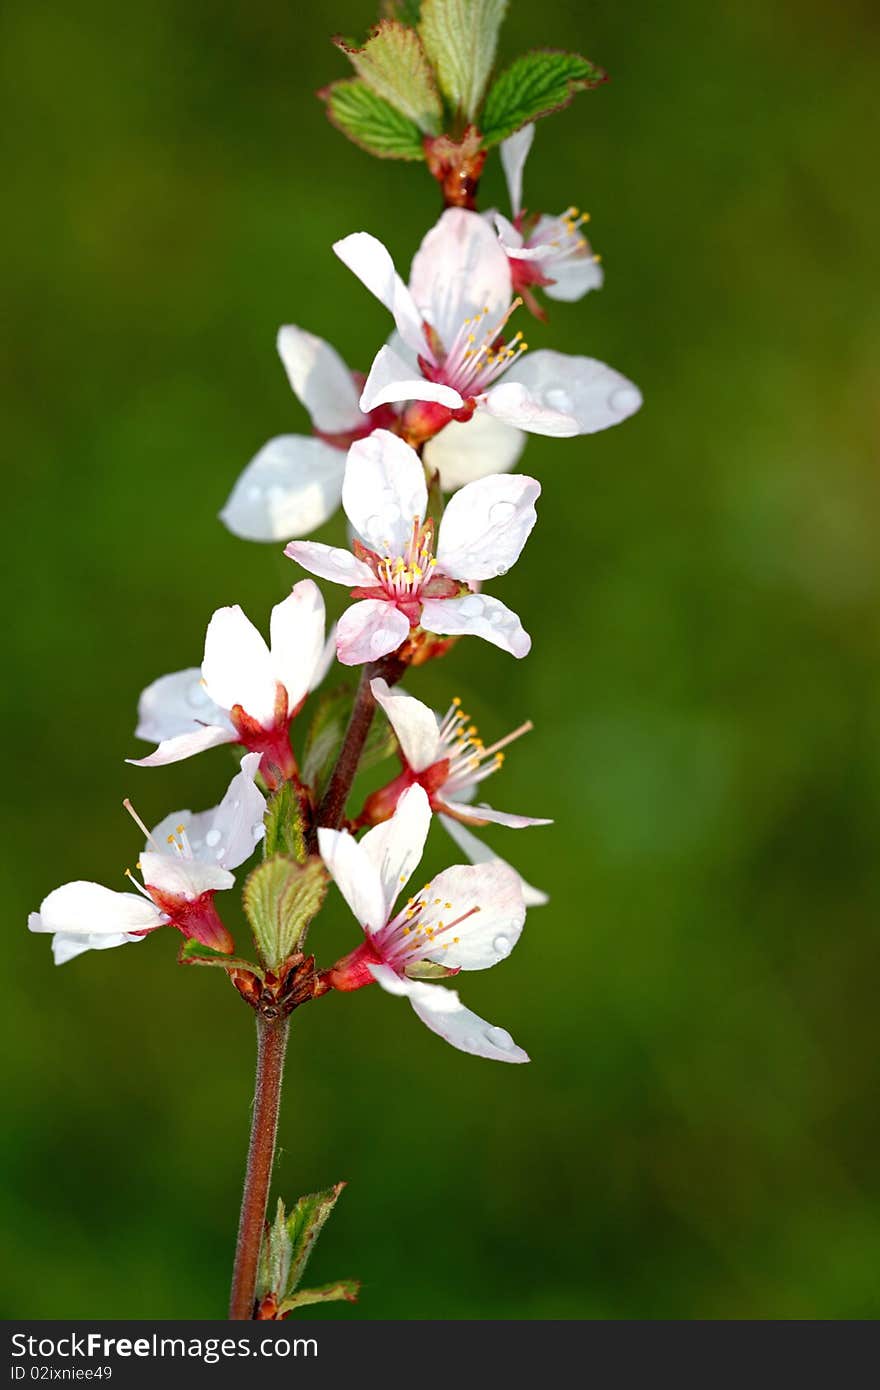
[494,123,604,317]
[318,785,529,1063]
[220,326,397,542]
[129,579,332,786]
[333,208,641,448]
[285,430,538,665]
[29,754,266,964]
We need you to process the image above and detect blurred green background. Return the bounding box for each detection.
[3,0,880,1319]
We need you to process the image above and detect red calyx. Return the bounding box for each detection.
[228,685,297,790]
[324,938,385,993]
[424,127,487,211]
[360,758,450,827]
[400,396,477,447]
[148,888,235,954]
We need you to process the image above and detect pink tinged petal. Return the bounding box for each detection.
[422,412,525,491]
[284,540,374,588]
[481,383,579,437]
[276,325,364,433]
[342,430,428,556]
[493,211,525,254]
[439,800,552,828]
[202,606,277,728]
[127,723,237,768]
[220,436,347,542]
[408,209,512,350]
[150,753,266,872]
[317,827,387,935]
[134,668,231,744]
[370,679,440,773]
[333,232,424,355]
[270,579,327,713]
[420,860,525,971]
[439,813,549,907]
[140,852,234,899]
[420,593,531,658]
[50,932,146,965]
[359,783,432,918]
[368,965,529,1064]
[499,350,643,435]
[336,600,410,667]
[436,473,540,581]
[500,124,534,218]
[359,344,463,413]
[29,882,165,935]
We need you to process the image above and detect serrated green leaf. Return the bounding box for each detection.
[257,1198,293,1300]
[335,21,441,133]
[321,78,425,160]
[263,781,306,864]
[279,1279,360,1313]
[285,1183,347,1295]
[302,685,397,799]
[481,49,607,147]
[419,0,507,120]
[242,857,328,967]
[177,938,263,974]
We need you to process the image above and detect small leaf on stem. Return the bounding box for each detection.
[243,857,328,968]
[334,21,442,133]
[480,49,608,147]
[320,78,426,160]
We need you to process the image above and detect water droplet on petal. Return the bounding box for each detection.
[609,385,641,415]
[458,595,485,616]
[489,500,517,526]
[493,934,511,957]
[187,682,210,709]
[330,547,359,569]
[205,828,221,847]
[545,387,572,413]
[266,484,286,505]
[364,513,382,537]
[246,484,263,502]
[215,848,225,860]
[486,1025,515,1050]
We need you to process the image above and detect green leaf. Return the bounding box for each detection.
[480,49,607,147]
[382,0,423,24]
[242,857,328,967]
[302,685,396,799]
[320,79,425,160]
[257,1198,293,1301]
[334,21,442,133]
[419,0,508,120]
[279,1280,360,1314]
[285,1183,347,1295]
[263,781,306,864]
[177,938,263,974]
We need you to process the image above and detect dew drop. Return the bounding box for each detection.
[609,385,641,415]
[214,848,225,860]
[545,387,572,413]
[205,828,221,847]
[458,595,484,616]
[486,1025,515,1050]
[330,547,358,569]
[493,934,511,958]
[246,484,263,502]
[489,499,517,526]
[187,682,210,709]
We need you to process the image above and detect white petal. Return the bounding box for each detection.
[134,668,231,744]
[318,826,387,934]
[150,753,266,872]
[423,411,525,491]
[276,325,364,433]
[409,209,512,351]
[481,384,578,436]
[359,783,431,919]
[493,210,525,253]
[220,436,346,542]
[270,579,327,714]
[202,606,276,727]
[420,861,525,970]
[140,852,234,899]
[359,344,463,413]
[342,430,428,557]
[500,124,534,218]
[370,679,440,773]
[127,723,237,768]
[420,593,531,658]
[30,882,164,935]
[311,624,338,691]
[497,351,643,435]
[368,965,529,1063]
[440,813,549,906]
[333,232,424,354]
[436,473,540,581]
[336,600,410,666]
[439,800,552,829]
[540,248,604,302]
[50,931,146,965]
[284,540,375,587]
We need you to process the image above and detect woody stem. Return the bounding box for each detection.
[228,1014,290,1319]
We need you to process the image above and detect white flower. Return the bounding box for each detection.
[494,124,604,316]
[318,785,529,1063]
[286,431,538,665]
[129,579,333,786]
[364,679,551,904]
[29,755,266,964]
[333,208,641,446]
[220,326,399,542]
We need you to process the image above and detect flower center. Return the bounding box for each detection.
[378,881,481,970]
[435,697,533,797]
[371,515,437,602]
[420,298,529,398]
